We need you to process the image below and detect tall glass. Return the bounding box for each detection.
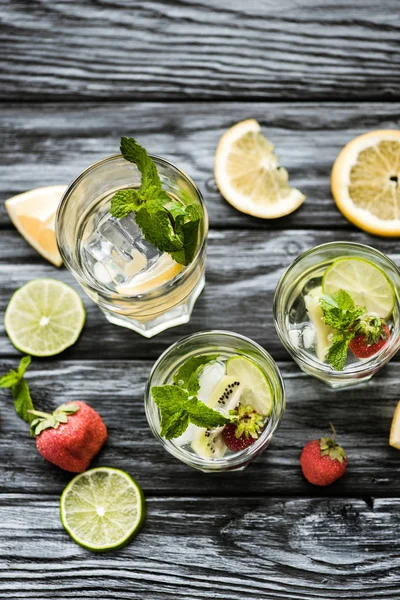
[145,330,286,472]
[56,154,208,337]
[274,242,400,388]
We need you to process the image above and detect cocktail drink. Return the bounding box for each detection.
[145,331,285,472]
[274,242,400,387]
[56,138,207,337]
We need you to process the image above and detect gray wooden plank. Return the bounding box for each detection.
[1,228,400,360]
[1,494,400,599]
[0,358,399,496]
[1,1,400,100]
[1,102,400,230]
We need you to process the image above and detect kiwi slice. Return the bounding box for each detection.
[191,376,242,459]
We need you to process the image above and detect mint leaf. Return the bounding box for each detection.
[184,396,229,429]
[12,379,35,423]
[120,136,162,194]
[135,201,184,255]
[319,289,365,370]
[326,331,355,371]
[0,370,20,388]
[152,384,229,440]
[320,291,362,329]
[0,356,35,423]
[173,354,219,395]
[110,189,143,218]
[171,206,202,266]
[18,355,31,376]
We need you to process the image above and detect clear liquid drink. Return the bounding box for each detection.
[145,331,285,472]
[274,242,400,387]
[56,154,207,337]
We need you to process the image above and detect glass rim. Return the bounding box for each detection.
[273,241,400,378]
[55,153,208,301]
[144,329,286,470]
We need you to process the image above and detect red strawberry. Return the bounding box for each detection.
[300,424,347,486]
[222,404,264,452]
[349,315,390,359]
[28,401,107,472]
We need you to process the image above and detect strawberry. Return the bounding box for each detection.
[28,401,107,472]
[300,424,347,486]
[349,315,390,359]
[222,404,264,452]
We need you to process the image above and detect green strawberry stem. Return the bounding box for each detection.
[27,409,53,419]
[28,403,80,437]
[329,422,337,444]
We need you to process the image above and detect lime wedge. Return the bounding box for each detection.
[4,279,85,356]
[60,467,145,552]
[226,355,273,416]
[322,257,395,318]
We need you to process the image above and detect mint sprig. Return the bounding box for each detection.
[319,289,364,371]
[0,356,35,423]
[110,137,202,266]
[152,385,229,440]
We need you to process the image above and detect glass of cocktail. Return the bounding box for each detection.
[56,139,207,338]
[274,241,400,388]
[144,330,285,472]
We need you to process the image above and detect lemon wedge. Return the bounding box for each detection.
[116,253,183,295]
[331,130,400,236]
[390,400,400,449]
[214,119,305,218]
[5,185,66,266]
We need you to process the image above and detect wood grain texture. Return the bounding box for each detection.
[1,494,400,599]
[1,227,400,360]
[1,102,400,230]
[1,1,400,100]
[0,102,400,233]
[0,359,399,497]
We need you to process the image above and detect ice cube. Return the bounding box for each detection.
[198,361,226,401]
[173,423,202,447]
[288,328,302,348]
[303,326,316,349]
[82,210,166,291]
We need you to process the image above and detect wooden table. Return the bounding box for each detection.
[1,2,400,598]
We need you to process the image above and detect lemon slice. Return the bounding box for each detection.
[322,257,395,318]
[331,130,400,236]
[116,253,183,295]
[214,119,305,218]
[5,185,66,266]
[390,401,400,449]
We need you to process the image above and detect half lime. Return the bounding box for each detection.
[60,467,145,552]
[226,355,273,416]
[4,279,85,356]
[322,257,395,318]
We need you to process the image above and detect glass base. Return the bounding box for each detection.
[299,364,374,389]
[101,275,205,338]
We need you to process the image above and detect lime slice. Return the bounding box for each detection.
[226,355,273,416]
[4,279,85,356]
[322,257,395,318]
[60,467,145,552]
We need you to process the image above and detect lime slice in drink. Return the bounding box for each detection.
[60,467,145,552]
[322,257,395,318]
[4,279,85,356]
[226,355,273,416]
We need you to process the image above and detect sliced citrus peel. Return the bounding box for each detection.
[390,400,400,450]
[331,130,400,237]
[214,119,305,219]
[5,185,67,266]
[115,253,183,295]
